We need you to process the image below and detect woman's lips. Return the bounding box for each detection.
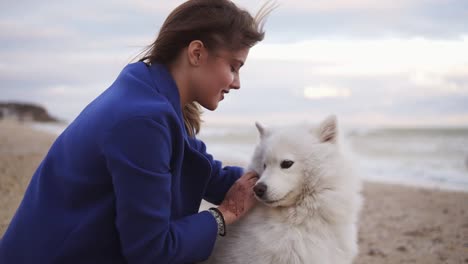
[220,89,229,100]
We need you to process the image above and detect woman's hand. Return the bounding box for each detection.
[217,171,259,225]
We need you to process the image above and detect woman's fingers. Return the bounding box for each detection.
[245,171,259,179]
[247,175,259,185]
[239,171,259,182]
[218,170,260,225]
[245,172,259,187]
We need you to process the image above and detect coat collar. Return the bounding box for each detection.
[145,61,190,140]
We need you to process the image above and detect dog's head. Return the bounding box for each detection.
[248,115,339,207]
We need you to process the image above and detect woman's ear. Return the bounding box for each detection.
[187,40,206,67]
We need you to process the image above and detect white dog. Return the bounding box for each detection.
[203,116,362,264]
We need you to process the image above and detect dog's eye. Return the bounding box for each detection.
[280,160,294,169]
[263,164,266,169]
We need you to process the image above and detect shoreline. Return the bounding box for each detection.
[1,120,467,263]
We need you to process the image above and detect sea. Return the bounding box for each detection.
[31,122,468,192]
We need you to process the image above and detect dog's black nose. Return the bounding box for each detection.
[253,183,267,198]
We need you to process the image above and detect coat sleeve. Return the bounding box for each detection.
[193,139,244,205]
[101,117,218,264]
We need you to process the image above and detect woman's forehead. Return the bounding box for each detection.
[216,47,250,63]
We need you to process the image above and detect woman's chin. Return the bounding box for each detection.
[197,101,218,111]
[208,102,219,111]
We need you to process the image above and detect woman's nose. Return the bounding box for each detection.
[230,75,240,90]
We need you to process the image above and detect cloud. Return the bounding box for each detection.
[121,0,186,14]
[408,72,467,96]
[250,36,468,85]
[303,85,351,99]
[273,0,431,11]
[1,0,468,127]
[0,20,75,40]
[263,0,468,40]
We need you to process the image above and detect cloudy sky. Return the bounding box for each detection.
[1,0,467,127]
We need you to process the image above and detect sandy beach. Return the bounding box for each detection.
[0,120,467,263]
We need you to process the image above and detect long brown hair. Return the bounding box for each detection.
[139,0,275,137]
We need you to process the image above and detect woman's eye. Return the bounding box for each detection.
[280,160,294,169]
[230,65,238,73]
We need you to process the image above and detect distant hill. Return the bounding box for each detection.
[0,102,60,122]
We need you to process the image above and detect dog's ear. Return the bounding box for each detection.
[318,115,337,143]
[255,122,270,138]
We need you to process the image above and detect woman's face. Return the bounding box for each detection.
[191,47,250,111]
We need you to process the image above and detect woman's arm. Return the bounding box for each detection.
[192,139,258,225]
[192,139,244,205]
[102,117,218,264]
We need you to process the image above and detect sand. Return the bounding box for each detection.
[358,182,467,264]
[0,120,56,235]
[0,120,467,263]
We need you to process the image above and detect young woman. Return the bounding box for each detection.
[0,0,273,263]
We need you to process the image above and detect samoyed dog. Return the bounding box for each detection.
[203,115,362,264]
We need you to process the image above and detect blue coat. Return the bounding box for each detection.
[0,62,243,263]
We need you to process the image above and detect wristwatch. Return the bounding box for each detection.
[208,207,226,236]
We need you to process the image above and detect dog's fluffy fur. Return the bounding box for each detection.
[203,116,362,264]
